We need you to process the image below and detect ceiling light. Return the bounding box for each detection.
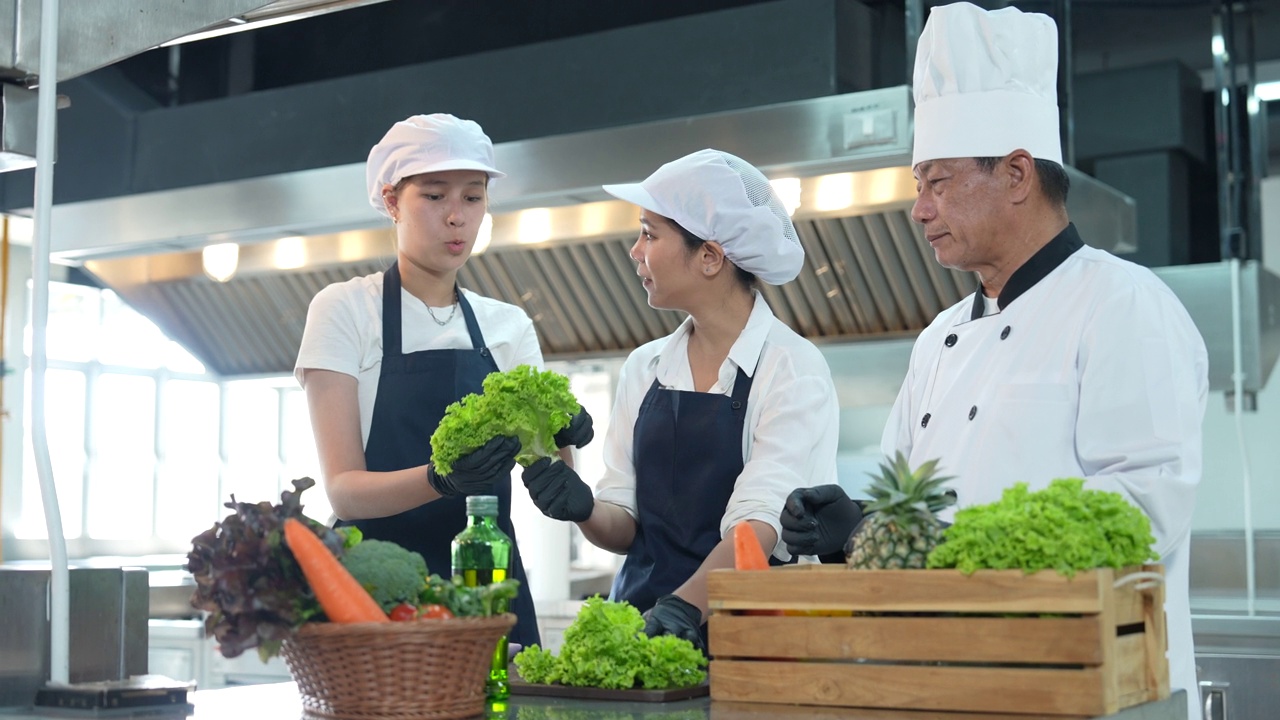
[769,177,801,217]
[518,208,552,245]
[273,236,307,270]
[202,243,239,282]
[473,213,494,255]
[1256,81,1280,102]
[814,174,854,212]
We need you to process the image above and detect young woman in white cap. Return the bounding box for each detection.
[295,114,592,646]
[517,149,839,651]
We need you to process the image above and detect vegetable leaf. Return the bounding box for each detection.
[513,597,707,690]
[926,478,1159,576]
[186,477,339,660]
[431,365,580,475]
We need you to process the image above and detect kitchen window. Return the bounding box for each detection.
[7,280,325,559]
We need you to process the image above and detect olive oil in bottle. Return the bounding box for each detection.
[451,495,512,700]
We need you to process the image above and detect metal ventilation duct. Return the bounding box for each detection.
[80,85,1145,377]
[0,0,283,84]
[0,1,379,172]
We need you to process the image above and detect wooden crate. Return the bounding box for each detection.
[706,564,1169,717]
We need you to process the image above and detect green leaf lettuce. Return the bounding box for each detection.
[926,477,1159,576]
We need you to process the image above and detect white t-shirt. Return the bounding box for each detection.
[594,292,840,560]
[294,271,544,448]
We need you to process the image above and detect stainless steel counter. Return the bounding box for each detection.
[0,683,1190,719]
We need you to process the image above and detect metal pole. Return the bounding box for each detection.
[1211,3,1237,261]
[32,0,69,685]
[1056,0,1075,167]
[905,0,924,87]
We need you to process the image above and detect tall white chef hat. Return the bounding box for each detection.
[365,113,505,217]
[912,2,1062,167]
[601,149,805,286]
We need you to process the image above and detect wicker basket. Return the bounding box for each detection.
[280,614,517,720]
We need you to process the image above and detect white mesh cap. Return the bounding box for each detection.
[912,2,1062,166]
[366,113,506,217]
[601,149,804,285]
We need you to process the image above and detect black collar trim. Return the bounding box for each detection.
[969,223,1084,321]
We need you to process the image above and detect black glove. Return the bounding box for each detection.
[427,435,520,497]
[554,405,594,449]
[779,484,864,560]
[521,456,595,522]
[642,594,705,654]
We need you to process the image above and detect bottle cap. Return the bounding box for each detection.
[466,495,499,517]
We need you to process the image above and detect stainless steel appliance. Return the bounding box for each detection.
[0,567,148,708]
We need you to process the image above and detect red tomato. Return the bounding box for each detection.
[418,603,454,620]
[389,602,418,622]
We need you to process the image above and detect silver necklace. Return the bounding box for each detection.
[426,288,460,326]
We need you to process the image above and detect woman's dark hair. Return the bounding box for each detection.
[671,221,758,292]
[974,156,1070,207]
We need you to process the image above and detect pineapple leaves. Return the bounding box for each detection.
[847,452,955,570]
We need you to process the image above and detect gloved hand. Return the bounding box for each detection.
[521,456,595,522]
[427,435,520,498]
[642,594,705,654]
[554,405,594,449]
[779,484,864,559]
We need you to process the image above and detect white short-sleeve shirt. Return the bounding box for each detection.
[294,271,544,448]
[594,292,840,560]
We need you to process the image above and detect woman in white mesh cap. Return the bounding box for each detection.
[517,149,840,651]
[294,114,592,647]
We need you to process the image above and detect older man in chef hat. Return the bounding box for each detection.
[780,3,1207,717]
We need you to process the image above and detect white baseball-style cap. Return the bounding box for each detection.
[912,2,1062,167]
[601,149,805,286]
[365,113,506,217]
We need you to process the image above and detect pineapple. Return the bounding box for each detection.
[845,452,956,569]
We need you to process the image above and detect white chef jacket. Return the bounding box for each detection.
[595,292,840,560]
[882,226,1207,719]
[294,271,544,447]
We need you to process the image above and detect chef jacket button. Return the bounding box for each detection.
[1000,326,1011,340]
[944,333,958,347]
[921,413,931,428]
[968,405,978,420]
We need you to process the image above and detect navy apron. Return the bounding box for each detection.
[610,366,755,619]
[335,262,539,646]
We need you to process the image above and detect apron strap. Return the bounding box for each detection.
[728,365,752,410]
[381,262,403,356]
[457,289,488,350]
[383,263,489,355]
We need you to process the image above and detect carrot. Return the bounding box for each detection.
[283,518,389,624]
[733,522,771,571]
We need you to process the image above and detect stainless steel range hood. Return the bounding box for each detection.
[70,83,1274,394]
[0,0,277,84]
[0,1,384,173]
[73,85,1146,376]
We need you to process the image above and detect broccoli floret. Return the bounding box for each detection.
[339,539,428,611]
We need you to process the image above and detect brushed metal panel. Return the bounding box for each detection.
[1153,261,1280,393]
[0,567,150,704]
[0,0,274,82]
[1196,655,1280,720]
[0,569,49,707]
[67,568,124,683]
